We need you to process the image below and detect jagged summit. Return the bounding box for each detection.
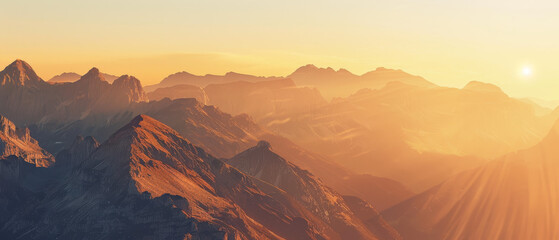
[0,114,54,167]
[5,59,34,73]
[256,140,272,149]
[78,67,106,82]
[124,114,157,128]
[110,114,164,138]
[102,114,199,158]
[113,75,141,87]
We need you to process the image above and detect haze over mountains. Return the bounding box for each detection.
[140,64,558,192]
[383,118,559,240]
[2,59,559,239]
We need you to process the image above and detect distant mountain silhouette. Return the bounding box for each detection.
[48,72,119,83]
[147,84,209,104]
[204,78,327,119]
[144,64,434,100]
[288,65,435,99]
[144,71,282,92]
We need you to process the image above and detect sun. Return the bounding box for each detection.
[522,66,533,77]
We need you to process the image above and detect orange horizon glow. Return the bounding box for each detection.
[2,0,559,101]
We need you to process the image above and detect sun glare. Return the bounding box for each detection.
[522,66,533,77]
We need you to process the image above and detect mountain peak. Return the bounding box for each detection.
[109,76,148,102]
[1,59,42,86]
[6,59,33,72]
[127,114,158,129]
[463,81,505,94]
[112,114,185,142]
[79,67,106,82]
[256,140,272,150]
[112,75,141,85]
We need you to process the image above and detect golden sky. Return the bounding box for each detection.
[2,0,559,100]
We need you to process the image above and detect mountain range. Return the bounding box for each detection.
[0,113,400,239]
[3,58,559,239]
[48,71,119,83]
[163,69,555,192]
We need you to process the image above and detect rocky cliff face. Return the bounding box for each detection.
[0,115,54,167]
[147,84,209,104]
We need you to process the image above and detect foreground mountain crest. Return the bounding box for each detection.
[229,141,402,240]
[1,114,352,239]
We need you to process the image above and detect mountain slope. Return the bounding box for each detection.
[228,141,401,240]
[383,119,559,240]
[2,115,337,239]
[29,94,412,211]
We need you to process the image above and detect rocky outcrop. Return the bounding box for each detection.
[0,115,54,167]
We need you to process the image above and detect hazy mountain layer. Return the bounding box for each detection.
[48,72,119,83]
[144,71,282,92]
[383,120,559,240]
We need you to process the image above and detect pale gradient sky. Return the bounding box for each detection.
[2,0,559,100]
